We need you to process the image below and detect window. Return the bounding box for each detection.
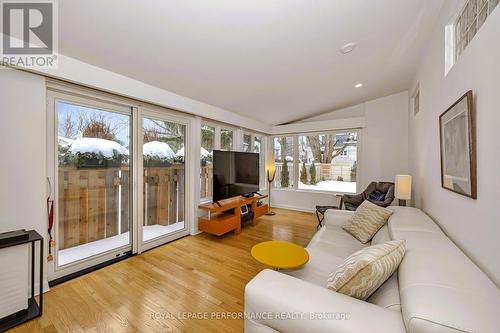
[200,125,215,199]
[220,128,233,150]
[273,137,294,189]
[254,136,262,153]
[142,116,186,242]
[273,131,359,193]
[297,132,357,193]
[243,133,252,152]
[253,135,266,189]
[56,100,133,266]
[455,0,498,60]
[199,123,241,201]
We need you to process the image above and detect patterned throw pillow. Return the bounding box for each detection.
[368,190,385,202]
[326,240,406,300]
[342,200,393,243]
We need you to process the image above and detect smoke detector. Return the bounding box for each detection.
[340,42,357,54]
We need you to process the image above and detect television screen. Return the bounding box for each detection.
[213,150,260,201]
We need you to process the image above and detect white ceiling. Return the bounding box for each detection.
[58,0,443,125]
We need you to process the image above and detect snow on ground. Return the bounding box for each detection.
[143,141,175,159]
[69,137,129,157]
[58,222,184,266]
[298,180,356,193]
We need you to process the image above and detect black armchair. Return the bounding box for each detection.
[343,181,395,211]
[315,181,395,229]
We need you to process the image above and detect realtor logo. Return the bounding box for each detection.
[1,0,58,68]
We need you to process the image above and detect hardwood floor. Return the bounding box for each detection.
[11,208,317,333]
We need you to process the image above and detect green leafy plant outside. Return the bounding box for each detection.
[310,161,317,185]
[281,159,290,188]
[300,162,308,184]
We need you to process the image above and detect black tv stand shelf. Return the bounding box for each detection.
[0,230,44,332]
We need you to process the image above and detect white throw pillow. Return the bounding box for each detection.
[326,240,406,300]
[342,200,393,243]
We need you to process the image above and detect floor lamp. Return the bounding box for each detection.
[266,167,276,216]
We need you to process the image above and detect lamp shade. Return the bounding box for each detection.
[395,175,412,200]
[266,158,276,173]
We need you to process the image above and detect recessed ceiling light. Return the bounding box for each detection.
[355,83,363,88]
[340,42,357,54]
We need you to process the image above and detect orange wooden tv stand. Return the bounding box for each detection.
[198,194,268,236]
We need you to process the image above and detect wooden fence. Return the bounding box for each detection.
[58,164,184,250]
[144,165,185,227]
[200,165,213,199]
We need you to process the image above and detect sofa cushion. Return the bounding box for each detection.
[326,240,406,300]
[367,273,401,311]
[342,200,393,243]
[387,206,442,234]
[371,225,391,245]
[388,207,500,333]
[285,225,367,287]
[321,217,402,310]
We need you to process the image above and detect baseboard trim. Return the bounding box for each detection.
[49,252,133,287]
[271,203,315,213]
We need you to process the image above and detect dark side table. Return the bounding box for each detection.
[0,230,43,331]
[315,195,344,229]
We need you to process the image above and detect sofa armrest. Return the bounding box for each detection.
[323,209,354,227]
[245,269,405,333]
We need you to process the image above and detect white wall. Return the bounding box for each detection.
[271,91,409,211]
[0,69,48,292]
[0,38,271,134]
[409,1,500,286]
[362,91,409,187]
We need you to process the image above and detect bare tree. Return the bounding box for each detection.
[59,113,76,138]
[145,120,185,152]
[307,134,353,164]
[277,137,293,162]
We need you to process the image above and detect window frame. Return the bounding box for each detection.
[199,124,266,202]
[447,0,498,73]
[249,133,267,190]
[220,127,235,151]
[199,120,223,202]
[272,129,360,195]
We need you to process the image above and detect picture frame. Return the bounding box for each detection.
[439,90,476,199]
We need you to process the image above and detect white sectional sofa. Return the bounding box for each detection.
[244,207,500,333]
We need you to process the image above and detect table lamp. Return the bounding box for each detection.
[395,174,412,206]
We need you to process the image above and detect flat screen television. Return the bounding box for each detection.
[213,150,260,202]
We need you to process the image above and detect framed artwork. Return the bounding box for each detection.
[439,90,476,199]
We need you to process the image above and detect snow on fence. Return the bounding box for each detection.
[58,165,184,250]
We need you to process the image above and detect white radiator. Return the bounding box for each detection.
[0,244,29,318]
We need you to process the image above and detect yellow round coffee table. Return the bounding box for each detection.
[251,241,309,270]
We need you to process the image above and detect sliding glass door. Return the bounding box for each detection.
[140,109,189,251]
[48,91,133,280]
[47,88,191,281]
